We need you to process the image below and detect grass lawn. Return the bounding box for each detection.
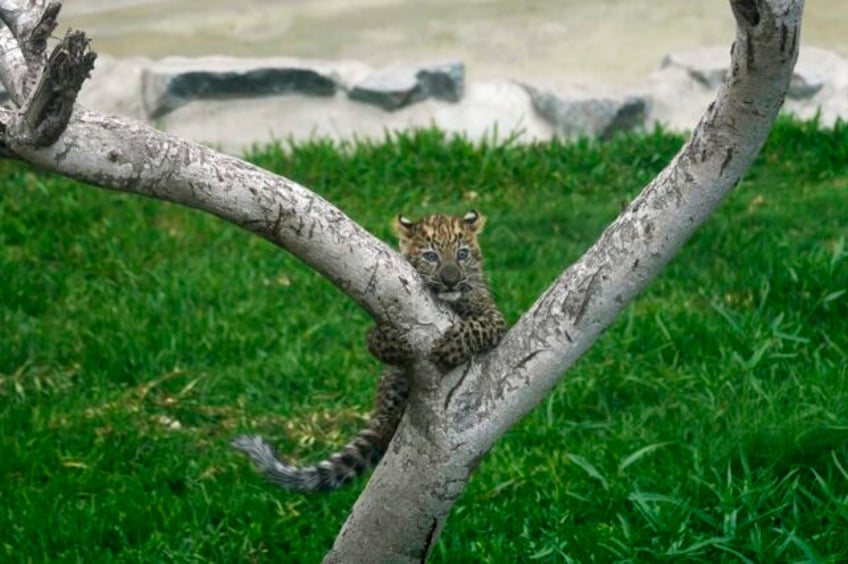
[1,118,847,562]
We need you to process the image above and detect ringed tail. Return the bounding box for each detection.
[231,426,386,492]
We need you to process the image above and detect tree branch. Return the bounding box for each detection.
[0,106,454,337]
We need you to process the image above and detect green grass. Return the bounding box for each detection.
[1,117,847,562]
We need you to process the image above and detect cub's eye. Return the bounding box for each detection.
[422,250,439,262]
[456,248,470,261]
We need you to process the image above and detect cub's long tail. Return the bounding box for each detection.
[230,428,383,492]
[231,367,408,492]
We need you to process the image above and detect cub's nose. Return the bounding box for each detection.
[440,263,461,288]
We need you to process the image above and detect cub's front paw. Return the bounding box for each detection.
[430,325,471,370]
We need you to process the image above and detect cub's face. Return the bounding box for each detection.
[394,210,486,304]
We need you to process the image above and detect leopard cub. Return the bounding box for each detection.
[369,210,506,369]
[232,210,505,492]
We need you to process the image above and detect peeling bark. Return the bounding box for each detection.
[0,0,804,561]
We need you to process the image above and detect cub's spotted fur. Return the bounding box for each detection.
[231,211,505,492]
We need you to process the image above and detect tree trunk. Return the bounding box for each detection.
[0,0,803,561]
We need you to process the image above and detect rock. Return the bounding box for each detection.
[787,53,827,99]
[523,83,647,139]
[637,46,848,132]
[141,56,372,119]
[162,80,550,155]
[788,67,824,99]
[9,45,848,153]
[417,63,465,102]
[348,62,464,111]
[660,46,825,99]
[783,46,848,125]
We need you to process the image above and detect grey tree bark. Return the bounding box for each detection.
[0,0,803,561]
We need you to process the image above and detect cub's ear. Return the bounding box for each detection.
[394,214,415,237]
[462,209,485,233]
